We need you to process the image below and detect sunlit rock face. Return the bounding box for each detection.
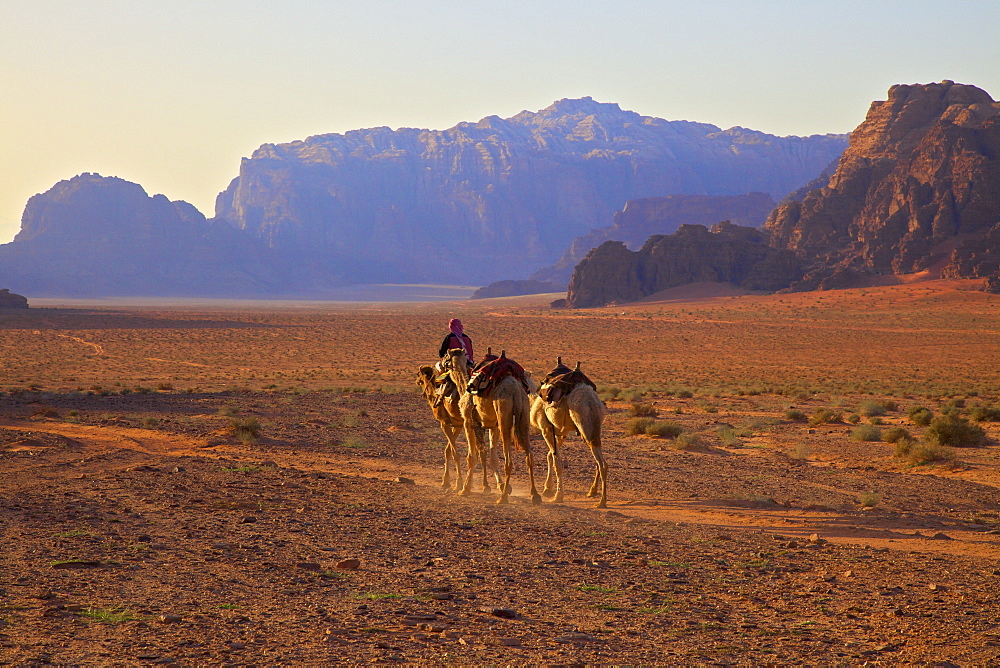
[764,81,1000,290]
[215,97,848,284]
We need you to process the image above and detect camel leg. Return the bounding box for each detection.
[458,421,479,496]
[440,424,460,490]
[497,439,513,504]
[487,431,504,493]
[542,449,557,497]
[587,442,609,509]
[550,433,566,503]
[513,411,542,506]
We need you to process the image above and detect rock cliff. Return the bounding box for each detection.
[531,192,776,287]
[216,97,847,284]
[0,288,28,308]
[0,174,320,297]
[764,81,1000,289]
[566,222,801,307]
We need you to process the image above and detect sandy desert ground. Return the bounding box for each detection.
[1,278,999,665]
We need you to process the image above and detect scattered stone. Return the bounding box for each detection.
[395,476,416,485]
[932,532,953,540]
[296,562,322,571]
[51,560,102,569]
[483,607,518,619]
[808,533,826,545]
[227,642,246,650]
[260,460,279,468]
[239,516,257,524]
[785,541,800,549]
[929,584,948,592]
[499,638,522,647]
[336,558,361,570]
[170,466,185,473]
[842,570,854,578]
[157,614,182,624]
[556,632,601,643]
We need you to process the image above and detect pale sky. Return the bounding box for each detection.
[2,0,998,244]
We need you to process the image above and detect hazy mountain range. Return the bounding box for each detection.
[0,97,848,297]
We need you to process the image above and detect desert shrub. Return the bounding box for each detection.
[628,402,658,418]
[623,390,645,403]
[784,409,806,421]
[882,427,913,444]
[850,424,882,442]
[156,382,174,391]
[697,400,718,414]
[646,421,683,439]
[859,400,887,417]
[717,426,742,447]
[857,491,880,508]
[786,442,811,460]
[970,405,1000,422]
[909,407,933,426]
[676,390,694,399]
[881,399,899,412]
[625,417,656,436]
[925,415,987,448]
[808,408,842,426]
[846,413,861,424]
[598,386,621,402]
[947,397,966,409]
[229,417,262,444]
[895,438,957,466]
[139,417,160,429]
[671,433,702,450]
[218,405,240,417]
[868,416,884,425]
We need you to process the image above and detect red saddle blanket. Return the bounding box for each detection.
[467,355,530,396]
[538,369,597,403]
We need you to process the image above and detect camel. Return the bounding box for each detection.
[415,365,486,491]
[445,348,542,505]
[530,360,609,508]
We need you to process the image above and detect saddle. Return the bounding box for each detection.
[538,357,597,404]
[467,350,530,396]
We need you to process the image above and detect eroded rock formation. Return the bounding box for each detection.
[566,222,801,307]
[765,81,1000,290]
[216,97,847,284]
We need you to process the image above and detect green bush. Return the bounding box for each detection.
[808,408,842,426]
[646,421,683,439]
[970,405,1000,422]
[850,424,882,442]
[671,433,702,450]
[229,417,262,444]
[628,402,658,418]
[925,415,987,448]
[910,408,933,426]
[717,426,742,447]
[846,413,861,424]
[625,417,656,436]
[676,390,694,399]
[784,409,806,421]
[859,400,887,417]
[882,427,913,444]
[895,438,956,467]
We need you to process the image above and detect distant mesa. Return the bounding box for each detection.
[567,81,1000,306]
[471,279,562,299]
[0,288,28,309]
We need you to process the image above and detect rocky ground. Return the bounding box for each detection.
[1,383,999,666]
[1,282,999,665]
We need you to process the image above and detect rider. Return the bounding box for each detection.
[438,318,475,366]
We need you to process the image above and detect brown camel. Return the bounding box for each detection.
[530,361,609,508]
[415,365,485,491]
[446,348,542,505]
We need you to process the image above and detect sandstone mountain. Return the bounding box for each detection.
[530,192,776,287]
[0,174,322,297]
[566,222,800,307]
[215,97,848,285]
[0,288,28,308]
[765,81,1000,290]
[567,82,1000,306]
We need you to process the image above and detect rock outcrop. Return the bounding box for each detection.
[216,97,848,284]
[0,289,28,308]
[764,81,1000,289]
[566,222,801,307]
[531,192,776,286]
[470,280,561,299]
[0,174,324,297]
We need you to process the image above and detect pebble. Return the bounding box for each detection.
[336,558,361,570]
[157,614,182,623]
[556,632,600,643]
[396,476,416,485]
[499,638,521,647]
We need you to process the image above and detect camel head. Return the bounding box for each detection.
[415,365,436,400]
